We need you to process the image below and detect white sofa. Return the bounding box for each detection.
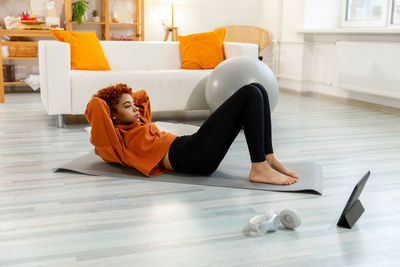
[38,41,258,127]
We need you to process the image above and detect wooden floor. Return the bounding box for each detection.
[1,92,399,267]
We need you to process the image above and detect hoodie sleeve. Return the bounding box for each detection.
[131,90,152,124]
[84,97,124,164]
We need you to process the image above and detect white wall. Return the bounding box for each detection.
[303,0,341,29]
[144,0,264,41]
[268,0,306,91]
[278,0,400,109]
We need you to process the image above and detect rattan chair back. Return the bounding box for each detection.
[216,26,270,52]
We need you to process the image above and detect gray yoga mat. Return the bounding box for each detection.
[55,150,323,195]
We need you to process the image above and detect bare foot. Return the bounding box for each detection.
[249,161,297,185]
[266,154,299,179]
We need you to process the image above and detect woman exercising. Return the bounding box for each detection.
[85,83,298,185]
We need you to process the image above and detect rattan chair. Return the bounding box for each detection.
[216,25,270,60]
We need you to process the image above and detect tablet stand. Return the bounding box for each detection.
[337,199,365,229]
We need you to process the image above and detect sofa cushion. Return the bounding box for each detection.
[71,69,212,114]
[178,28,226,70]
[51,30,111,71]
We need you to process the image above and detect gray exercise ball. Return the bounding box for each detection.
[205,56,279,113]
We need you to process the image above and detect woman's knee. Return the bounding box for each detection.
[243,84,264,103]
[250,82,264,90]
[250,83,269,100]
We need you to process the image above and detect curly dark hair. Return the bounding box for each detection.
[93,83,133,112]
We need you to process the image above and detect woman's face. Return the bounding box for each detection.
[111,93,140,125]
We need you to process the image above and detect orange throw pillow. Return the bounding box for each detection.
[51,30,111,71]
[178,28,226,70]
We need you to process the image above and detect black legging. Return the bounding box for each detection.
[168,83,273,175]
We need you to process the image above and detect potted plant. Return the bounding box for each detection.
[72,0,89,25]
[92,9,100,22]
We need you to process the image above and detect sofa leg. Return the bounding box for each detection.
[57,114,64,128]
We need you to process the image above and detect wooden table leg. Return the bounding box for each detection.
[172,27,178,41]
[164,27,171,41]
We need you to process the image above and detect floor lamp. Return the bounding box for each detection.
[159,0,186,41]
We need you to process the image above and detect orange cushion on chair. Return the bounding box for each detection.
[51,30,111,71]
[178,28,226,70]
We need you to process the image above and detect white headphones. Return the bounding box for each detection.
[243,209,301,236]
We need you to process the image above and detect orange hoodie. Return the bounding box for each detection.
[85,89,178,177]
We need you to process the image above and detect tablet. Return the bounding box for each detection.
[337,171,370,227]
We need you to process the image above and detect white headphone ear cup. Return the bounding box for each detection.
[259,211,280,233]
[279,209,301,229]
[248,214,266,232]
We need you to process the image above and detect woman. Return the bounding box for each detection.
[85,83,298,185]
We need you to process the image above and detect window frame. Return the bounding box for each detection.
[340,0,393,27]
[389,0,400,27]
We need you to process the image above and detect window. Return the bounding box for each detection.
[392,0,400,24]
[341,0,400,27]
[347,0,384,21]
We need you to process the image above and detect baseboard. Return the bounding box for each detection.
[280,87,400,116]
